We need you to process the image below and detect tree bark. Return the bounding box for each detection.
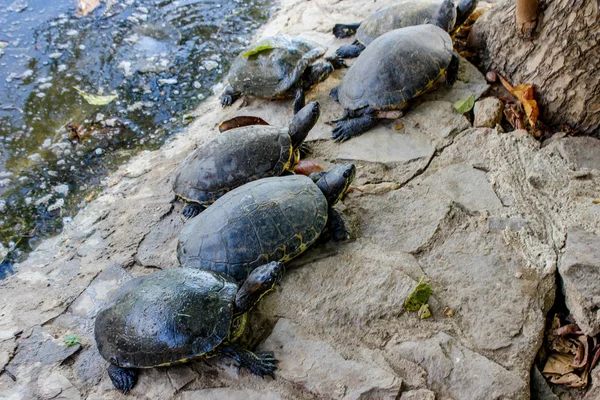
[472,0,600,135]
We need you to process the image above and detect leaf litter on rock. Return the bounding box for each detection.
[541,314,600,388]
[73,87,118,106]
[404,276,431,312]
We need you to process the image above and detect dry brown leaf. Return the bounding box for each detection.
[496,72,539,128]
[76,0,101,17]
[294,160,324,176]
[218,116,269,133]
[571,336,589,369]
[593,198,600,204]
[547,372,587,387]
[555,323,580,336]
[543,353,576,376]
[443,307,455,317]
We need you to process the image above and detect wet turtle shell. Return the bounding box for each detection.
[337,24,454,112]
[95,268,237,368]
[177,175,328,281]
[356,0,447,46]
[227,35,326,98]
[172,125,297,207]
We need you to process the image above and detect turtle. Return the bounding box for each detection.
[177,163,356,281]
[333,0,478,58]
[330,0,461,142]
[172,101,320,219]
[95,262,284,393]
[220,35,344,114]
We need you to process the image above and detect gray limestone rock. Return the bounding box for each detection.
[400,389,435,400]
[392,333,527,400]
[474,97,504,128]
[420,163,503,213]
[262,318,402,399]
[176,388,283,400]
[559,228,600,336]
[552,137,600,172]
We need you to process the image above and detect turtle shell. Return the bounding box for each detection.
[227,35,326,98]
[337,24,454,112]
[94,268,237,368]
[356,0,447,46]
[177,175,328,281]
[173,125,294,206]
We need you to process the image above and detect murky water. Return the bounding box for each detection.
[0,0,273,277]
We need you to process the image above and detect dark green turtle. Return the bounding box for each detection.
[95,262,284,393]
[220,35,343,114]
[177,163,356,281]
[333,0,477,58]
[173,101,320,219]
[330,0,460,142]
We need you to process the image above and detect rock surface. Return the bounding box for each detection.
[559,228,600,336]
[0,0,600,399]
[474,96,504,128]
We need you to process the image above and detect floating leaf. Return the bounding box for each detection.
[0,41,8,50]
[74,87,118,105]
[63,334,81,347]
[219,116,269,132]
[242,39,282,58]
[76,0,101,17]
[294,160,324,176]
[403,277,432,311]
[418,304,431,319]
[454,94,475,114]
[496,72,539,127]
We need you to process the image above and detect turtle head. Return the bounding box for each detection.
[235,262,285,315]
[430,0,457,32]
[289,101,320,150]
[315,163,356,206]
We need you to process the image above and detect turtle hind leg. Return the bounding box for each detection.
[332,22,361,38]
[332,108,377,142]
[219,345,278,378]
[446,53,460,87]
[107,365,138,393]
[335,43,365,59]
[182,203,204,219]
[220,85,240,106]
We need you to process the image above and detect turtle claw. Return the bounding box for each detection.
[220,94,234,107]
[182,203,203,219]
[249,351,278,378]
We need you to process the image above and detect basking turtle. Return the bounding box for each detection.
[220,35,343,114]
[333,0,478,58]
[173,101,320,219]
[95,262,284,393]
[330,0,460,142]
[177,163,356,281]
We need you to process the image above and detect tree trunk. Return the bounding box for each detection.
[472,0,600,135]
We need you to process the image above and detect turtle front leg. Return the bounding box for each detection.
[220,85,241,106]
[335,43,365,59]
[293,88,305,115]
[332,108,377,142]
[332,22,361,38]
[218,345,278,378]
[235,261,284,314]
[455,0,478,28]
[182,203,205,219]
[107,365,138,393]
[446,53,460,87]
[328,208,350,241]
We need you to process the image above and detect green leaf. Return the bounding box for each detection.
[242,39,282,58]
[418,304,432,319]
[63,334,81,347]
[403,277,432,311]
[454,94,475,114]
[73,87,118,105]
